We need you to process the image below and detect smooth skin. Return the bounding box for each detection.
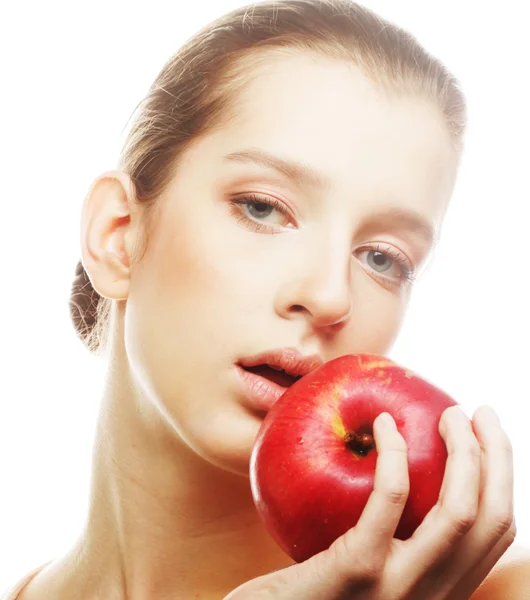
[18,51,527,599]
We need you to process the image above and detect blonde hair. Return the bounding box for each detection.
[69,0,466,356]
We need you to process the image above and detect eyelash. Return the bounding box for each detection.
[229,193,417,289]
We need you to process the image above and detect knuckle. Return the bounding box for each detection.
[494,519,517,555]
[466,439,482,461]
[489,510,514,538]
[384,484,409,506]
[445,506,477,536]
[330,535,382,586]
[346,558,381,587]
[507,519,518,544]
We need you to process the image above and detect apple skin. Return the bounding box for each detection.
[249,353,458,563]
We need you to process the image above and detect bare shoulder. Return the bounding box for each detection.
[472,544,530,600]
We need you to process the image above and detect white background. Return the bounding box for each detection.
[1,0,529,590]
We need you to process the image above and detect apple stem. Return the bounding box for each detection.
[344,431,375,457]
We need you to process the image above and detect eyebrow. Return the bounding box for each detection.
[359,208,439,249]
[223,147,438,248]
[224,147,329,190]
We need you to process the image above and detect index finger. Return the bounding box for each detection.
[345,412,409,562]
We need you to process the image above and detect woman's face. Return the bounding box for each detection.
[123,52,459,475]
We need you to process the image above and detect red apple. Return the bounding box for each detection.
[249,353,458,563]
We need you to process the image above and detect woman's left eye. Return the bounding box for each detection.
[356,245,416,286]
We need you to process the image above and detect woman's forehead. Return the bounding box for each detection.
[215,54,456,185]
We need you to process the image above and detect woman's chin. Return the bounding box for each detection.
[199,443,255,478]
[184,405,263,477]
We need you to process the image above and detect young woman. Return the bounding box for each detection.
[3,1,528,598]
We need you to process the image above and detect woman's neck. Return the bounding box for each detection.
[23,363,292,600]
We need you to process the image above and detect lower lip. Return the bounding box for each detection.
[235,365,289,412]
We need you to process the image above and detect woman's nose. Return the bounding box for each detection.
[275,251,353,331]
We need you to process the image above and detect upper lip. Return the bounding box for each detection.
[238,347,324,378]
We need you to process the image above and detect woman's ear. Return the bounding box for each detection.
[80,170,139,301]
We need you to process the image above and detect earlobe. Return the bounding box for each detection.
[80,170,137,301]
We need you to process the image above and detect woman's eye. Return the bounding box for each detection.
[228,196,415,288]
[357,246,416,286]
[366,250,393,273]
[246,201,276,220]
[229,194,293,231]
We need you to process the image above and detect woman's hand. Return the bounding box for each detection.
[225,405,516,600]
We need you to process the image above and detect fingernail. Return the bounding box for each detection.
[377,412,396,429]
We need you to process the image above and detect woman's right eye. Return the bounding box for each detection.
[229,194,294,233]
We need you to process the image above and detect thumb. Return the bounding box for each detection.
[223,566,295,599]
[223,553,346,600]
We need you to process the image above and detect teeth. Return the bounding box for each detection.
[270,365,284,372]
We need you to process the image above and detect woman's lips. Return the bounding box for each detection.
[235,365,292,412]
[244,364,299,387]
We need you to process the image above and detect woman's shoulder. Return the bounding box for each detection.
[0,562,51,600]
[473,544,530,599]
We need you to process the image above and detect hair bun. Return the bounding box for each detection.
[69,260,102,349]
